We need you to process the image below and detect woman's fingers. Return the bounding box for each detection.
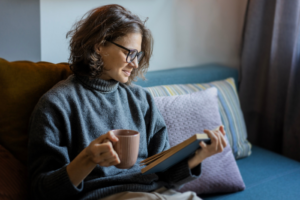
[199,141,207,149]
[220,133,227,148]
[193,127,228,162]
[204,129,219,151]
[215,127,227,149]
[97,151,120,167]
[100,149,120,162]
[97,131,119,144]
[107,131,119,142]
[216,132,224,153]
[102,138,110,144]
[96,134,107,143]
[202,128,227,154]
[88,131,122,167]
[88,141,119,165]
[219,125,226,136]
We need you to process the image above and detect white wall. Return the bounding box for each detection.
[40,0,247,70]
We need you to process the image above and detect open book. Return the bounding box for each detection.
[140,133,211,175]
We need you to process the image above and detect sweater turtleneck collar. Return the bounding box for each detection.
[75,74,119,93]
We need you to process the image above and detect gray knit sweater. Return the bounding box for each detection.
[27,74,201,200]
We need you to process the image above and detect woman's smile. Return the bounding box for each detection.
[122,70,131,77]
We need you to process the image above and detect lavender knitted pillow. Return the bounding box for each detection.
[154,87,245,195]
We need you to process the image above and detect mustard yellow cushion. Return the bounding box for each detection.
[0,58,72,164]
[0,144,28,199]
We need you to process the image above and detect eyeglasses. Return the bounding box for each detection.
[107,41,144,64]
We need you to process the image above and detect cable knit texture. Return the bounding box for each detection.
[27,74,201,200]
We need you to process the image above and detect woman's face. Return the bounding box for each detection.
[96,32,142,83]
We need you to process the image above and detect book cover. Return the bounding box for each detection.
[140,134,211,175]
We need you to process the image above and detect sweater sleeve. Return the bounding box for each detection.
[143,90,202,189]
[27,95,83,200]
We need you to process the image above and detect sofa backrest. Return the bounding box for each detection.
[135,64,238,88]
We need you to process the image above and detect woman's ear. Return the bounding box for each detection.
[94,44,102,55]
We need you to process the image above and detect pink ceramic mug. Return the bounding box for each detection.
[111,129,140,169]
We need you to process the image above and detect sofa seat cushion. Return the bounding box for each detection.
[202,145,300,199]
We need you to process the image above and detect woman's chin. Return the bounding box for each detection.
[117,77,129,84]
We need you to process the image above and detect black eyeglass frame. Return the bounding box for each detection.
[107,41,144,64]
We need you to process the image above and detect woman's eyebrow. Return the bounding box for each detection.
[126,46,141,51]
[121,42,141,52]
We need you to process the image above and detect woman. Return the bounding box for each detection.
[28,4,226,200]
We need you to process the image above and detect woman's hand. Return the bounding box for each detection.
[85,131,121,167]
[67,131,121,187]
[188,125,227,169]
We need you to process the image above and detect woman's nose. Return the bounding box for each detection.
[130,57,138,68]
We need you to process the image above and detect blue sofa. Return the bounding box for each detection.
[136,64,300,200]
[1,58,299,199]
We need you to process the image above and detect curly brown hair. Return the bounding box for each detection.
[66,4,153,84]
